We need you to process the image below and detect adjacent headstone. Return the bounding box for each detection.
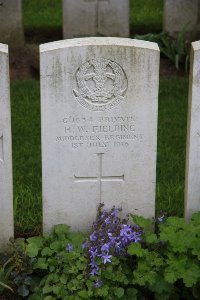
[163,0,198,39]
[63,0,129,38]
[185,41,200,220]
[0,43,13,249]
[0,0,24,47]
[40,37,159,232]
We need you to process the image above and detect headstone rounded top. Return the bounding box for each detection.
[0,43,8,53]
[192,41,200,52]
[40,37,159,53]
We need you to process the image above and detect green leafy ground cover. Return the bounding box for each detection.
[2,207,200,299]
[11,78,188,234]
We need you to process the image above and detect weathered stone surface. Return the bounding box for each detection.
[0,0,24,47]
[0,43,13,249]
[63,0,129,38]
[40,37,159,232]
[163,0,198,39]
[185,41,200,220]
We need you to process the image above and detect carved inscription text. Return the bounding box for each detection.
[56,115,143,150]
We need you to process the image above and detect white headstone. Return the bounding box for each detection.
[0,43,13,249]
[63,0,129,38]
[185,41,200,220]
[40,37,159,232]
[0,0,24,47]
[163,0,198,39]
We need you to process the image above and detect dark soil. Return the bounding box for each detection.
[9,45,39,81]
[0,293,23,300]
[9,44,187,81]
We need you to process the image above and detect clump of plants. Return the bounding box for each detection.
[0,257,13,294]
[134,24,190,72]
[1,206,200,299]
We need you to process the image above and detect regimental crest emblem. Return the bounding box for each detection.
[73,58,128,111]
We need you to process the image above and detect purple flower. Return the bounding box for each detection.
[81,241,89,250]
[108,232,113,239]
[157,215,165,223]
[94,279,103,288]
[89,248,98,259]
[131,231,142,243]
[90,232,97,242]
[101,209,108,219]
[111,208,120,218]
[105,217,111,225]
[90,267,99,276]
[101,243,110,253]
[120,225,133,243]
[89,260,98,269]
[102,253,112,264]
[65,243,73,252]
[86,204,143,278]
[115,241,121,249]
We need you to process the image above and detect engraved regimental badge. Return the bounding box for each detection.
[73,58,128,111]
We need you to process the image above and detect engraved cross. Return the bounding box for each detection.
[74,153,124,202]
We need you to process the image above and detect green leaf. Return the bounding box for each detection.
[34,257,48,269]
[54,224,70,236]
[133,259,158,286]
[18,284,30,297]
[41,247,54,256]
[53,285,61,295]
[114,287,124,298]
[126,288,138,300]
[96,284,109,297]
[27,236,43,247]
[44,296,55,300]
[43,285,53,294]
[132,215,153,232]
[68,232,87,248]
[78,290,88,298]
[50,241,65,251]
[60,275,67,284]
[27,243,40,257]
[192,284,200,299]
[150,275,173,295]
[24,276,33,286]
[182,262,200,287]
[191,212,200,225]
[145,233,158,244]
[128,243,148,257]
[0,281,13,293]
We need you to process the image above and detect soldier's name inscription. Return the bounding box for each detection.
[56,114,143,149]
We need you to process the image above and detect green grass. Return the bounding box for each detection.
[11,78,188,234]
[22,0,163,42]
[11,81,42,235]
[130,0,163,35]
[156,79,188,217]
[23,0,62,42]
